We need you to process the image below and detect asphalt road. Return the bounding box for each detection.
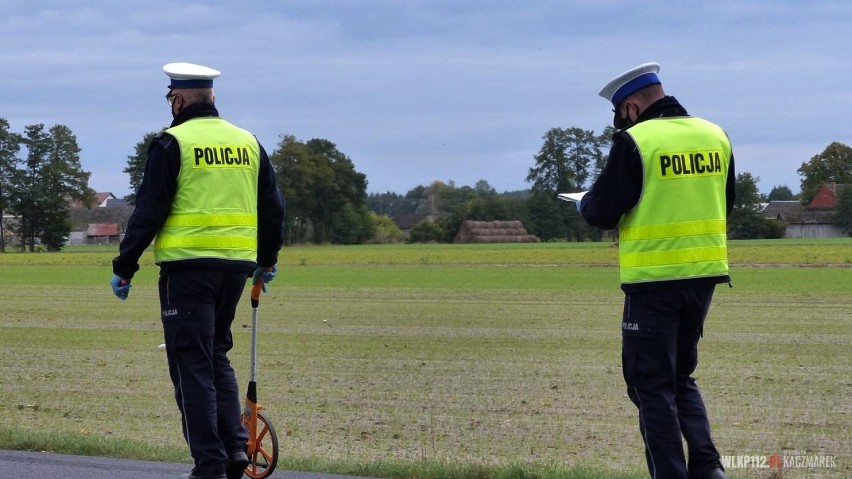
[0,449,374,479]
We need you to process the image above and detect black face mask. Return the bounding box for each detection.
[166,90,179,119]
[612,102,635,130]
[613,109,628,130]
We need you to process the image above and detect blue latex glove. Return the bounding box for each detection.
[110,275,131,301]
[252,265,278,293]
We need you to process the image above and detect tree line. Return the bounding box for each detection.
[0,119,94,252]
[124,131,852,244]
[2,115,851,252]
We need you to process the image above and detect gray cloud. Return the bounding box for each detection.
[1,0,849,196]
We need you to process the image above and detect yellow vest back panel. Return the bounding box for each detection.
[619,117,731,284]
[155,118,260,263]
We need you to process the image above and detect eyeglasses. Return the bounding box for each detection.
[165,91,177,107]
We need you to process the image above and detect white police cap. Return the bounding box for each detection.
[599,62,661,107]
[163,62,220,89]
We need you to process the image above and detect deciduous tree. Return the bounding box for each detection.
[767,185,795,201]
[833,186,852,236]
[727,172,766,239]
[525,127,608,241]
[270,135,369,244]
[797,142,852,202]
[368,212,404,244]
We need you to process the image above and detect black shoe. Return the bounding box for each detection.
[691,468,728,479]
[226,451,249,479]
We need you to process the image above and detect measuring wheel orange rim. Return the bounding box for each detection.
[242,411,279,479]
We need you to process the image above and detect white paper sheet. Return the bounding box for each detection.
[557,191,588,203]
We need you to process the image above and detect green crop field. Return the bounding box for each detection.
[0,239,849,478]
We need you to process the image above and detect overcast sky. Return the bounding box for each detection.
[2,1,849,198]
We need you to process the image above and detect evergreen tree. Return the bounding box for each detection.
[123,131,162,204]
[367,191,405,217]
[9,124,94,251]
[12,124,50,250]
[0,119,21,252]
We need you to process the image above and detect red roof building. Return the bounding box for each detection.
[808,183,847,209]
[86,223,120,244]
[762,183,848,238]
[70,192,117,209]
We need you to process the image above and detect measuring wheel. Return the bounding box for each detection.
[241,279,280,479]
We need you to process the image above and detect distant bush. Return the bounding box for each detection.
[408,219,443,243]
[761,219,787,239]
[369,213,405,244]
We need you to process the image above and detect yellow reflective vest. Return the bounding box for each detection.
[155,117,260,264]
[619,117,732,284]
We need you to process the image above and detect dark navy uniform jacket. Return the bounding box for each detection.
[113,103,285,279]
[579,96,736,293]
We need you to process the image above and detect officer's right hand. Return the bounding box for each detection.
[111,274,131,301]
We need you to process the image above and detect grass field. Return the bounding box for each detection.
[0,239,849,478]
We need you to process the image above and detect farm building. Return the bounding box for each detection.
[454,220,539,243]
[781,210,842,238]
[70,192,117,209]
[86,223,120,244]
[808,183,848,209]
[761,183,848,239]
[69,192,134,246]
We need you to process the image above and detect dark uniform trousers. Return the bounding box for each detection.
[159,268,250,477]
[621,285,721,479]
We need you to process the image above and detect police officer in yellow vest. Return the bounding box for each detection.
[578,63,734,479]
[111,62,285,479]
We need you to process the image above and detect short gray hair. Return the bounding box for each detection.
[174,87,215,105]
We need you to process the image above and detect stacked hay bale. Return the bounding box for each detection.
[453,220,539,243]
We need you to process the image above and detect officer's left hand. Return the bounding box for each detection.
[252,265,278,293]
[110,274,131,301]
